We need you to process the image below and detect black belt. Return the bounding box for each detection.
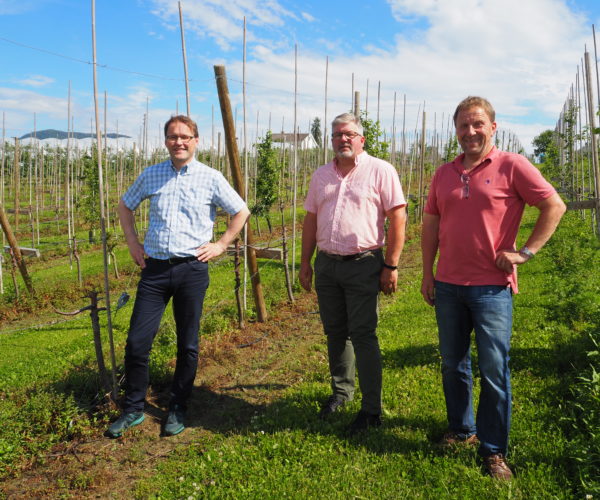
[148,256,198,265]
[320,249,379,261]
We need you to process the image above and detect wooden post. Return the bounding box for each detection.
[322,56,329,166]
[214,65,268,322]
[281,204,294,303]
[418,110,427,222]
[234,239,244,328]
[13,138,20,232]
[0,205,34,296]
[584,51,600,235]
[354,91,360,118]
[91,0,118,400]
[88,291,111,394]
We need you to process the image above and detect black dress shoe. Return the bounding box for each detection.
[347,410,381,435]
[319,395,346,419]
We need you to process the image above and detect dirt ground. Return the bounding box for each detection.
[1,291,325,499]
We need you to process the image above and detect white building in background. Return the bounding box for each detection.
[271,132,319,150]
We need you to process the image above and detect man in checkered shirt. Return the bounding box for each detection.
[106,115,249,438]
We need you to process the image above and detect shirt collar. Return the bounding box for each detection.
[169,158,198,174]
[453,146,498,174]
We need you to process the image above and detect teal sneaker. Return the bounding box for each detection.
[164,405,186,436]
[106,411,145,438]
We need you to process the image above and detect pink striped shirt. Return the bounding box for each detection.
[304,152,406,255]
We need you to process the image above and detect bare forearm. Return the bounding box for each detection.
[216,207,250,250]
[384,206,406,266]
[118,199,139,243]
[301,212,317,265]
[523,193,566,254]
[421,213,440,277]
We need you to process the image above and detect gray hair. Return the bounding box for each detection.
[331,113,364,136]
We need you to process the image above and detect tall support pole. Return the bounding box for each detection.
[178,1,191,117]
[214,65,268,322]
[351,73,354,110]
[13,138,20,232]
[242,16,248,309]
[391,91,397,166]
[418,109,426,222]
[593,25,600,116]
[322,56,329,165]
[66,82,73,248]
[401,94,407,180]
[376,81,381,123]
[584,51,600,235]
[354,91,360,117]
[292,44,299,282]
[91,0,118,399]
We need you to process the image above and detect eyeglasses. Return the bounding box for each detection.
[166,134,195,144]
[460,173,470,199]
[332,131,361,140]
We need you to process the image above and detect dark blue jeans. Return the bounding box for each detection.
[434,280,513,456]
[123,258,209,413]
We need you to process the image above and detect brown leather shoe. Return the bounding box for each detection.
[439,431,479,447]
[483,453,513,480]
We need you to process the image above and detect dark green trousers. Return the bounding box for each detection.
[314,250,383,414]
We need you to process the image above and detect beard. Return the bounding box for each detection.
[335,147,355,160]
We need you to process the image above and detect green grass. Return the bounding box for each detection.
[133,210,599,499]
[1,209,599,498]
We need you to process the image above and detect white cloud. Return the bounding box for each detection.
[18,75,54,87]
[149,0,297,50]
[301,12,316,22]
[0,87,67,117]
[0,0,38,15]
[210,0,592,153]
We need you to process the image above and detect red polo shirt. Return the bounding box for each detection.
[424,147,556,292]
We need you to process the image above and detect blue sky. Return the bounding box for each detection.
[1,0,600,152]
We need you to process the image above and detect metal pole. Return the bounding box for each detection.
[178,1,191,116]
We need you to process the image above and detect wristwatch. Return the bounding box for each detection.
[382,263,398,270]
[518,246,535,260]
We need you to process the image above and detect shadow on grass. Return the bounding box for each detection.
[382,343,439,369]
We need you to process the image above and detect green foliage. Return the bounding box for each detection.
[310,117,322,148]
[443,135,460,162]
[251,131,279,219]
[532,129,554,161]
[360,112,389,160]
[76,146,101,233]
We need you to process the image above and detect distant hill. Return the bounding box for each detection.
[19,129,131,140]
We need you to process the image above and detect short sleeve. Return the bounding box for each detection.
[211,171,247,215]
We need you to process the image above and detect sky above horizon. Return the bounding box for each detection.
[1,0,600,153]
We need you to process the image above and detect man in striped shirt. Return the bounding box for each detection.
[106,115,249,438]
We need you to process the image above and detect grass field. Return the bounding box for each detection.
[0,209,599,499]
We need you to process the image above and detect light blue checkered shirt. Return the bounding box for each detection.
[122,158,246,259]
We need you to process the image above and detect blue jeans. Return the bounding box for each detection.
[123,258,209,413]
[434,280,513,456]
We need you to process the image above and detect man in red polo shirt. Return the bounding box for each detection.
[421,96,565,479]
[300,112,406,435]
